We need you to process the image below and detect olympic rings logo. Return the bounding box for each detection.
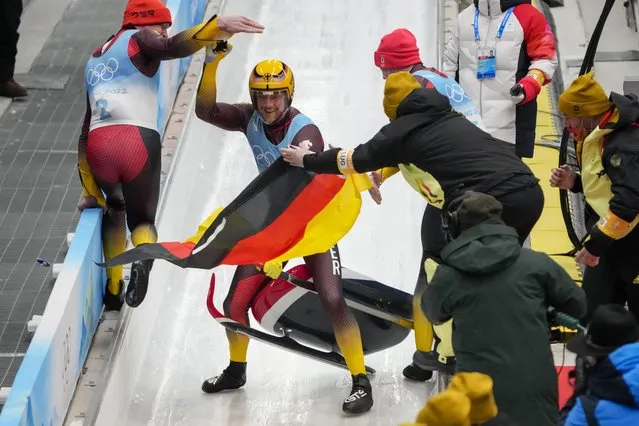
[252,145,278,167]
[445,83,470,104]
[86,58,119,87]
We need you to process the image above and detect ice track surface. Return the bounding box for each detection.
[94,1,439,424]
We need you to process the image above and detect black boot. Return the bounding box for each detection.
[342,374,373,414]
[202,361,247,393]
[125,259,154,308]
[103,279,124,311]
[412,350,456,375]
[402,362,434,381]
[0,79,27,98]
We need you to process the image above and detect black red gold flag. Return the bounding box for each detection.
[100,158,372,269]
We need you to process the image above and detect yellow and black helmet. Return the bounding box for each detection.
[248,59,295,110]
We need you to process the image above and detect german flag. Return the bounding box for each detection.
[100,158,372,269]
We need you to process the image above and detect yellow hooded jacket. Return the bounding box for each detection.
[566,92,639,256]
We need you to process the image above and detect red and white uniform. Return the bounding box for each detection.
[443,0,557,157]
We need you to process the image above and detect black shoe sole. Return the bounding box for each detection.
[125,284,146,307]
[201,378,246,393]
[125,262,150,308]
[0,92,27,98]
[342,399,373,415]
[342,404,373,415]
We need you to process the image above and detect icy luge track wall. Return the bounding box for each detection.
[0,1,208,425]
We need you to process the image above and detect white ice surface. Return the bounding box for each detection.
[95,1,438,424]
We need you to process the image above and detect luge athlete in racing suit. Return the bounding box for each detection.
[77,0,264,311]
[193,42,373,415]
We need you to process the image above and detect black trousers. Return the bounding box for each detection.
[579,204,639,324]
[0,0,22,81]
[421,184,545,259]
[582,255,639,324]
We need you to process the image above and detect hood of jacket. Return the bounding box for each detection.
[440,219,521,274]
[588,342,639,408]
[474,0,530,17]
[606,92,639,131]
[396,87,453,118]
[379,84,456,149]
[383,71,452,121]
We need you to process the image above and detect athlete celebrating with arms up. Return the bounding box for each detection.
[77,0,264,311]
[193,42,373,414]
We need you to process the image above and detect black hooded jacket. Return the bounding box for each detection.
[304,88,539,205]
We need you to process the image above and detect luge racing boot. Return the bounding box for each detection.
[103,279,125,311]
[413,350,456,375]
[342,374,373,414]
[125,259,154,308]
[402,362,434,382]
[201,361,247,393]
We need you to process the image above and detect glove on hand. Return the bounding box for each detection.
[205,40,233,64]
[257,261,283,279]
[509,75,541,105]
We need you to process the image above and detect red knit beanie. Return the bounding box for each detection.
[122,0,172,29]
[374,28,421,69]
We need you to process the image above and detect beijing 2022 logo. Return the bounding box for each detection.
[445,82,470,104]
[86,58,119,87]
[252,145,277,168]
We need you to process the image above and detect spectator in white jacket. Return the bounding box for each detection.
[443,0,557,158]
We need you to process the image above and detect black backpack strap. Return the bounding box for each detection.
[579,395,600,426]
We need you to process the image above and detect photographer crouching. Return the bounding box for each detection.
[420,191,587,426]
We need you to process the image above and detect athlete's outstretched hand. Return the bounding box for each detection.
[368,174,382,205]
[280,144,312,167]
[370,171,383,187]
[217,16,265,34]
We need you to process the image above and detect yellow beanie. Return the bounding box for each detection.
[416,389,472,426]
[383,71,421,120]
[558,71,611,117]
[449,373,499,424]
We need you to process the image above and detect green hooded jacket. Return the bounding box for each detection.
[421,219,587,426]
